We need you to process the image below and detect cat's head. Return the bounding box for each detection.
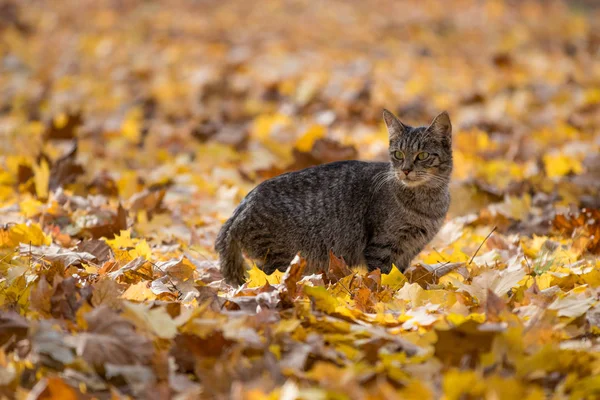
[383,109,453,188]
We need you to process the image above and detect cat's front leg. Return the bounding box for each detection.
[390,251,414,272]
[364,241,395,274]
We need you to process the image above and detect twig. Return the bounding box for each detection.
[468,226,497,266]
[432,247,448,263]
[523,254,533,275]
[147,260,181,297]
[336,277,353,297]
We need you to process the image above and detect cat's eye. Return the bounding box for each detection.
[417,152,430,160]
[393,151,404,160]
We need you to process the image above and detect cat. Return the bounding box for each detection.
[216,109,453,285]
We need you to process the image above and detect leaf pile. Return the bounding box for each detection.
[1,0,600,399]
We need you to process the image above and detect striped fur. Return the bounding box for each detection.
[216,110,453,285]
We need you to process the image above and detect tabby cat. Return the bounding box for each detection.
[216,109,453,285]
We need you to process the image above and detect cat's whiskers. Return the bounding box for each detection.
[372,169,399,193]
[418,171,450,189]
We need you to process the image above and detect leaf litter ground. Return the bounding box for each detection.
[1,0,600,399]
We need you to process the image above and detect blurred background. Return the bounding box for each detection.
[1,0,600,248]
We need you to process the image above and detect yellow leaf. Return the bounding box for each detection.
[246,263,269,288]
[274,319,301,335]
[250,113,294,161]
[246,263,285,287]
[269,344,281,359]
[121,107,142,143]
[295,124,325,152]
[381,264,407,289]
[446,313,486,326]
[32,159,50,199]
[475,159,525,191]
[0,186,13,202]
[442,369,486,400]
[418,289,457,307]
[570,375,600,399]
[53,112,68,129]
[584,87,600,105]
[0,223,51,248]
[398,379,434,400]
[535,273,553,290]
[19,197,44,218]
[120,281,157,302]
[252,113,291,142]
[131,239,152,259]
[116,171,141,200]
[107,230,135,249]
[543,152,583,178]
[303,285,338,314]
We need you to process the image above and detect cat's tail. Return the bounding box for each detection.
[215,207,248,286]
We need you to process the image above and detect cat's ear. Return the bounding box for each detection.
[428,111,452,137]
[383,109,407,139]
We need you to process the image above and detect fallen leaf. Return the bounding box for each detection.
[549,291,595,318]
[68,306,153,368]
[20,243,96,268]
[27,377,79,400]
[0,311,28,346]
[327,250,352,283]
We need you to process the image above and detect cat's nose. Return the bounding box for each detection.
[402,169,412,175]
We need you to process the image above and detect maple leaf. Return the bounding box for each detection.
[68,306,153,369]
[0,311,28,346]
[27,377,80,400]
[327,250,352,283]
[281,253,307,302]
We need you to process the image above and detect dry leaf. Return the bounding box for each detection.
[69,306,153,368]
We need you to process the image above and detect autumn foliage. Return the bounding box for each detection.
[1,0,600,399]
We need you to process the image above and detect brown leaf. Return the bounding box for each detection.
[104,364,156,396]
[76,239,113,264]
[48,141,85,191]
[327,249,352,283]
[170,332,234,373]
[552,209,600,254]
[70,306,153,368]
[91,278,125,308]
[434,321,496,367]
[354,286,375,312]
[50,277,92,321]
[17,163,34,185]
[44,113,82,141]
[0,311,29,346]
[153,256,195,281]
[128,187,167,215]
[290,139,358,171]
[30,277,53,316]
[485,288,507,322]
[282,253,307,301]
[405,262,465,288]
[79,203,128,240]
[20,243,97,268]
[365,268,381,291]
[108,256,153,283]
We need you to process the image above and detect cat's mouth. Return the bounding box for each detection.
[398,173,429,187]
[402,178,426,187]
